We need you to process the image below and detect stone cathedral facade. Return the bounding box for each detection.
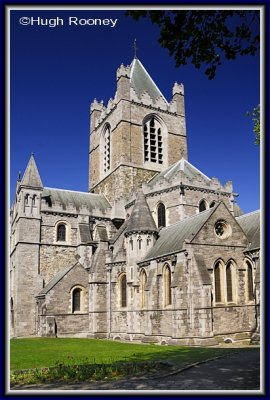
[10,57,260,345]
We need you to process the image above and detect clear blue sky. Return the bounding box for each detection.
[9,8,260,213]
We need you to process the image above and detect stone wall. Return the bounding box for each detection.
[38,263,89,336]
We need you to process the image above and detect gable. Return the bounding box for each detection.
[190,201,248,248]
[36,262,88,297]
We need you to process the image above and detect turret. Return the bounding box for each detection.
[10,154,44,337]
[124,189,158,266]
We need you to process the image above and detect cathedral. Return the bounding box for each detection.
[10,56,260,345]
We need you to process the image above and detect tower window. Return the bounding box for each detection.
[143,117,163,164]
[57,224,66,241]
[103,125,111,174]
[157,203,166,228]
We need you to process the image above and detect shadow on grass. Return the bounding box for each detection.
[11,346,258,385]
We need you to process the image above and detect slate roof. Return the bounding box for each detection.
[79,224,93,243]
[130,58,168,104]
[125,189,157,235]
[110,220,128,244]
[42,188,111,213]
[148,158,211,187]
[236,210,260,250]
[142,207,216,262]
[36,264,75,296]
[20,155,43,188]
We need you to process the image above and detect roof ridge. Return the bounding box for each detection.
[44,187,102,196]
[236,209,260,219]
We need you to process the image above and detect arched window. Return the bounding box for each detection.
[247,261,254,301]
[129,239,133,251]
[143,117,163,164]
[138,236,142,250]
[199,199,207,212]
[163,265,172,306]
[210,201,216,208]
[140,270,147,308]
[57,224,66,241]
[72,288,82,312]
[214,262,222,302]
[226,263,233,302]
[157,203,166,228]
[120,274,127,307]
[103,124,110,173]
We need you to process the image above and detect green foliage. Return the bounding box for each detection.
[246,105,260,145]
[126,10,259,79]
[10,359,159,385]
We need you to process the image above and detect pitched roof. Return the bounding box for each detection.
[20,154,43,188]
[194,253,211,285]
[125,189,157,235]
[130,58,168,104]
[36,264,75,296]
[148,158,211,187]
[79,224,93,243]
[42,188,111,213]
[142,207,216,262]
[236,210,260,250]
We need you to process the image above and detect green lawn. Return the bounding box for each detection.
[10,338,236,372]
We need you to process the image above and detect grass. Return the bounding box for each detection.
[10,338,243,385]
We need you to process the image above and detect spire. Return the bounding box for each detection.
[130,58,168,104]
[20,154,43,188]
[125,189,157,235]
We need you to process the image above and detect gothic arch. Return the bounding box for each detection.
[245,259,254,302]
[214,260,224,303]
[140,269,147,308]
[163,264,172,307]
[142,114,167,166]
[157,202,166,228]
[225,259,237,303]
[213,259,237,304]
[118,273,127,308]
[101,123,111,176]
[198,198,208,212]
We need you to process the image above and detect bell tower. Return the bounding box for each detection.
[89,57,187,202]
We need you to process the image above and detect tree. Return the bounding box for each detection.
[126,10,260,79]
[246,105,260,145]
